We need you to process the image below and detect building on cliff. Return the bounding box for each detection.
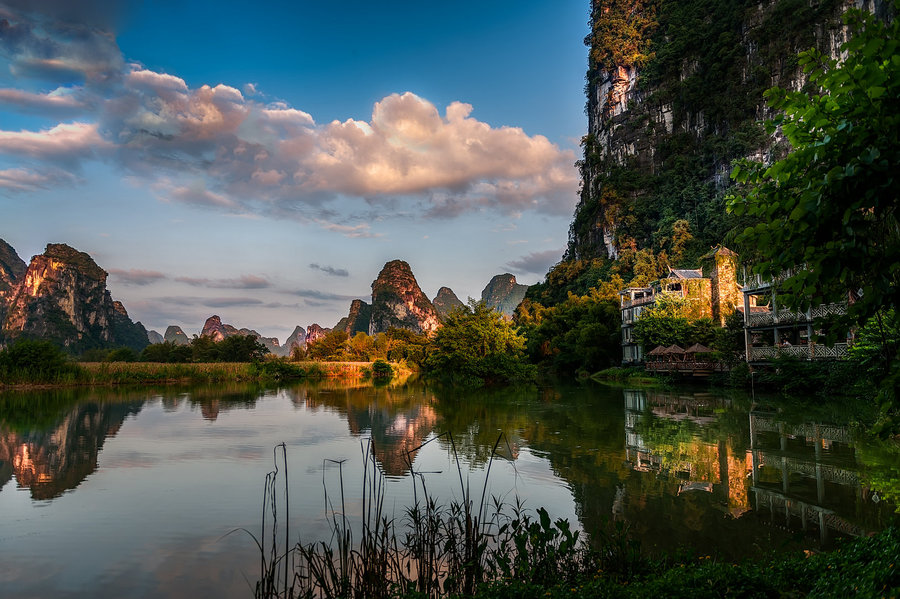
[741,268,851,364]
[619,247,742,365]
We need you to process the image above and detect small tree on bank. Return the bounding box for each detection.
[424,301,534,386]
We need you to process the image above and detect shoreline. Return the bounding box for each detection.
[0,360,414,391]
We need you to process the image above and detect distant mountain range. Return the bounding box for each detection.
[0,238,532,354]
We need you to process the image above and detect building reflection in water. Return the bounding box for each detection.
[749,411,874,543]
[623,388,887,546]
[623,389,752,519]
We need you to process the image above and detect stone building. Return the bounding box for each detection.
[619,246,742,365]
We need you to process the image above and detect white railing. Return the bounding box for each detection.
[746,302,847,327]
[742,265,806,292]
[748,343,849,361]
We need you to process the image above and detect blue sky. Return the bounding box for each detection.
[0,0,589,342]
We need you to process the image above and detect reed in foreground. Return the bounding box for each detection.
[252,435,642,599]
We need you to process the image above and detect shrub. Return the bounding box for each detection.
[371,359,393,379]
[0,339,82,384]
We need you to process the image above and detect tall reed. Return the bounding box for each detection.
[253,434,639,599]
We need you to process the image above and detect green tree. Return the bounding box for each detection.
[0,339,81,383]
[524,290,621,375]
[727,5,899,334]
[727,4,900,423]
[306,330,349,361]
[632,292,692,350]
[424,302,534,386]
[217,335,269,362]
[105,347,138,362]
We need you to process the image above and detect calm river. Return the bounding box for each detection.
[0,380,896,597]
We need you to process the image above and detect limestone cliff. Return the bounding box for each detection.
[335,299,372,336]
[481,274,528,317]
[284,325,307,351]
[199,315,281,354]
[305,323,330,345]
[0,239,26,301]
[1,244,148,352]
[569,0,864,263]
[432,286,464,320]
[147,329,164,344]
[368,260,440,336]
[0,239,26,324]
[164,325,191,345]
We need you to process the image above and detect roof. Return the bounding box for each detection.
[685,343,713,354]
[668,269,703,279]
[667,344,686,354]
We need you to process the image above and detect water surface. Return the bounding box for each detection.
[0,380,895,597]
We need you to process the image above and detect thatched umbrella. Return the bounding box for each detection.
[685,343,713,355]
[647,345,668,361]
[667,345,686,361]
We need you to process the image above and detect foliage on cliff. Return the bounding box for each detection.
[728,4,899,334]
[571,0,846,267]
[587,0,658,73]
[727,3,900,428]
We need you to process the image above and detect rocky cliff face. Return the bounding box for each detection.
[0,239,26,314]
[569,0,862,263]
[432,286,464,320]
[335,299,372,335]
[147,329,164,344]
[199,315,283,354]
[368,260,441,336]
[200,315,237,341]
[164,325,190,345]
[1,244,148,351]
[481,274,528,317]
[284,325,307,351]
[305,323,330,345]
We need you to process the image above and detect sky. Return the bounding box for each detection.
[0,0,590,342]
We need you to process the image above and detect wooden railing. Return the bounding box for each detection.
[646,361,727,372]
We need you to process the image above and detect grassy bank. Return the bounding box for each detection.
[0,359,414,389]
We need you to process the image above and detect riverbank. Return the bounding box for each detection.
[464,526,899,599]
[0,359,415,390]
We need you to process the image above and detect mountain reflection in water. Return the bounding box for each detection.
[0,381,896,598]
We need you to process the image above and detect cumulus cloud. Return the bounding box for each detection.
[505,248,564,276]
[174,274,271,289]
[309,263,349,277]
[0,122,108,161]
[108,268,167,285]
[0,6,579,223]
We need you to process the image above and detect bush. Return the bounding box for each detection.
[105,347,138,362]
[0,339,82,384]
[371,359,393,379]
[252,359,306,381]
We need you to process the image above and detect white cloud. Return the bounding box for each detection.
[0,122,108,159]
[1,5,579,224]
